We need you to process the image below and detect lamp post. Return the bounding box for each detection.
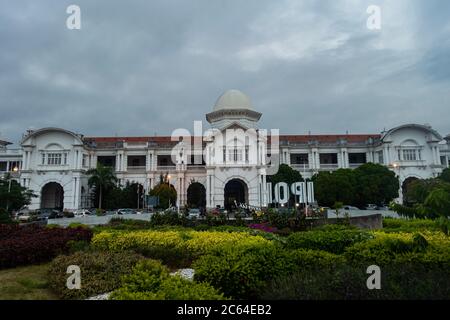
[167,174,171,208]
[6,167,19,213]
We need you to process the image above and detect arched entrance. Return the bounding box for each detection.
[224,179,248,211]
[187,182,206,208]
[402,177,419,205]
[41,182,64,209]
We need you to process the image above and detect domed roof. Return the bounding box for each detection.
[213,89,253,111]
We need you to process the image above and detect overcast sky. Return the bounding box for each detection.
[1,0,449,144]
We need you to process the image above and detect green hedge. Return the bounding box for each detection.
[48,251,144,299]
[344,235,450,268]
[382,218,438,233]
[111,260,226,300]
[262,262,450,300]
[285,229,373,254]
[193,244,287,299]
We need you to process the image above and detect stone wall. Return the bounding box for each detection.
[307,213,383,230]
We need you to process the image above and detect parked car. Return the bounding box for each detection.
[13,206,29,220]
[342,205,359,210]
[74,209,92,216]
[365,204,378,210]
[188,208,201,219]
[117,208,137,215]
[38,209,64,219]
[17,211,35,222]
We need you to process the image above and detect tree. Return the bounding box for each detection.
[422,188,450,219]
[0,208,14,224]
[149,183,177,209]
[312,169,356,207]
[439,168,450,184]
[269,164,303,185]
[87,164,118,210]
[404,179,445,206]
[0,175,36,212]
[312,163,399,208]
[353,163,399,207]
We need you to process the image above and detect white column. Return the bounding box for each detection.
[22,153,27,170]
[72,177,77,208]
[435,146,440,165]
[262,174,267,207]
[211,175,215,207]
[206,174,211,208]
[315,151,320,169]
[146,150,151,171]
[78,151,83,169]
[123,153,127,171]
[152,152,157,171]
[308,150,313,169]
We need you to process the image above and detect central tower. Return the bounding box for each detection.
[206,89,262,130]
[204,89,268,210]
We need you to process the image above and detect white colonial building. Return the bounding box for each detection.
[1,89,449,211]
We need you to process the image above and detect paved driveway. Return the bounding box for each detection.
[47,213,154,227]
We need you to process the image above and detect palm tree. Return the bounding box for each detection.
[87,163,118,210]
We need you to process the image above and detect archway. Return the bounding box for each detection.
[41,182,64,209]
[402,177,419,205]
[224,179,248,211]
[187,182,206,208]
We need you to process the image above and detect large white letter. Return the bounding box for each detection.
[366,265,381,290]
[66,265,81,289]
[66,5,81,30]
[291,182,306,203]
[274,182,289,204]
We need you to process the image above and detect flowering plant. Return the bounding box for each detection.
[248,222,278,233]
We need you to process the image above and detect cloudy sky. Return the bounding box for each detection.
[1,0,449,144]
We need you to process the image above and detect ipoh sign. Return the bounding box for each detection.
[267,181,315,205]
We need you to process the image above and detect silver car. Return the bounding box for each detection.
[188,208,201,219]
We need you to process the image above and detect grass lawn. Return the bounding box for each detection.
[0,264,58,300]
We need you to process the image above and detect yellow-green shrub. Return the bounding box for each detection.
[91,230,271,267]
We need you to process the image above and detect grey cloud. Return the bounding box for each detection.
[0,0,449,145]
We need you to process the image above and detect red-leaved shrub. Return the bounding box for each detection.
[0,224,92,269]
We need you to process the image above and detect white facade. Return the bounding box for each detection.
[1,90,449,210]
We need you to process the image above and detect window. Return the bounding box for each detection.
[377,151,384,164]
[227,148,243,162]
[290,154,309,165]
[0,162,6,172]
[319,153,338,165]
[47,153,62,165]
[402,149,417,161]
[82,154,88,167]
[349,153,367,164]
[9,161,21,171]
